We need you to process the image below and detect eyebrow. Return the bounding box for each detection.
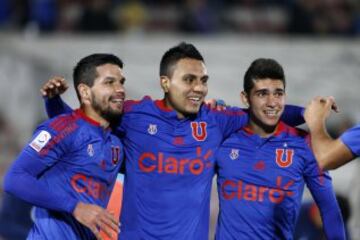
[254,88,284,93]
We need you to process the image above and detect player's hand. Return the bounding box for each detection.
[205,99,227,111]
[40,76,69,98]
[304,96,338,130]
[73,202,119,240]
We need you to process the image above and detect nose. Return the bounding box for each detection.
[192,80,207,93]
[114,81,125,93]
[266,94,278,107]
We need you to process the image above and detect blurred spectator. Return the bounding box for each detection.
[288,0,357,35]
[294,194,351,240]
[0,0,11,26]
[114,0,147,33]
[77,0,117,32]
[56,0,82,32]
[28,0,58,32]
[0,0,358,35]
[178,0,219,34]
[287,0,323,34]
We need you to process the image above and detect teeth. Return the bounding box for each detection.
[189,97,200,101]
[264,110,276,116]
[112,99,123,103]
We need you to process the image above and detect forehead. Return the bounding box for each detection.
[95,63,124,77]
[172,58,207,76]
[251,78,284,91]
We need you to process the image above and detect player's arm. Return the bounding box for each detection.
[304,149,346,239]
[305,96,356,170]
[41,77,73,118]
[4,127,119,239]
[281,104,305,126]
[4,149,77,213]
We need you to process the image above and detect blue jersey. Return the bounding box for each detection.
[119,96,248,240]
[215,122,345,240]
[44,95,305,240]
[4,109,124,240]
[341,123,360,156]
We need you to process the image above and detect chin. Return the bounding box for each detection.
[188,108,200,114]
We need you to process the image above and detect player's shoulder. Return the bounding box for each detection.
[278,122,313,151]
[278,121,307,136]
[201,103,247,117]
[123,95,153,113]
[39,110,84,136]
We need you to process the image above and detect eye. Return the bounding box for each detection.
[201,77,208,84]
[257,91,267,97]
[274,91,284,97]
[184,76,194,83]
[105,79,114,85]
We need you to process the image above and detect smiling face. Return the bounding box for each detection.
[241,78,285,136]
[161,58,208,119]
[80,63,126,124]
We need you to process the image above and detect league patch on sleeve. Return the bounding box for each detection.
[29,130,52,152]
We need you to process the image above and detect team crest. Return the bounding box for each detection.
[148,124,158,135]
[229,149,239,160]
[87,144,94,157]
[191,122,207,141]
[275,148,294,168]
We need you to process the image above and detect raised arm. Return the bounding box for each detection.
[41,77,73,118]
[304,97,355,170]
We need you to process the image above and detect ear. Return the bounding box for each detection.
[240,91,249,108]
[77,83,91,104]
[160,76,170,93]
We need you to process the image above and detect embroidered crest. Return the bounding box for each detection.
[229,149,239,160]
[148,124,158,135]
[87,144,94,157]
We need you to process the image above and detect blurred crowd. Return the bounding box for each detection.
[0,0,359,36]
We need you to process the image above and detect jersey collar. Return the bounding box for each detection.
[74,109,101,127]
[242,121,288,137]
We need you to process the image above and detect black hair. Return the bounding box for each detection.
[73,53,123,100]
[159,42,204,77]
[243,58,285,94]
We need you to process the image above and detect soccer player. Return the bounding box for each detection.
[4,54,125,239]
[215,58,345,239]
[43,43,305,240]
[305,96,359,170]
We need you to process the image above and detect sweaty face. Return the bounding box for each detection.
[164,58,208,119]
[90,64,126,123]
[244,79,285,135]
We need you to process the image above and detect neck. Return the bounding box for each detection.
[81,105,110,129]
[163,97,186,119]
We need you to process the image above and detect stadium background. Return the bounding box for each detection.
[0,0,359,239]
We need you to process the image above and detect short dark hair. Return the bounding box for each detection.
[160,42,204,77]
[243,58,285,94]
[73,53,123,100]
